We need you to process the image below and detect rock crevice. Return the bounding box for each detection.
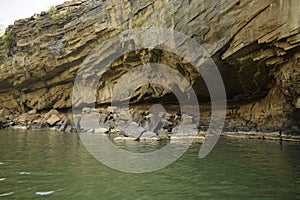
[0,0,299,134]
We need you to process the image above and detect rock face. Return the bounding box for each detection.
[0,0,299,134]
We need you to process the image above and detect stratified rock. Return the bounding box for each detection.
[0,0,298,134]
[58,118,70,132]
[14,112,39,125]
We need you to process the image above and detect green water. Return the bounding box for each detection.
[0,130,299,199]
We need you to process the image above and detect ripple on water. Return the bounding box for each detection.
[0,178,6,181]
[35,191,54,196]
[18,172,30,175]
[0,192,14,197]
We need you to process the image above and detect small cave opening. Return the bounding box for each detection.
[292,109,300,134]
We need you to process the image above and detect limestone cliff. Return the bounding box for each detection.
[0,0,299,134]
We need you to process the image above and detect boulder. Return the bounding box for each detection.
[46,114,60,126]
[0,118,8,129]
[58,118,70,132]
[118,109,132,121]
[107,106,118,113]
[82,107,91,114]
[0,109,10,117]
[98,113,108,124]
[94,127,109,134]
[28,109,37,115]
[181,114,194,124]
[30,123,49,130]
[44,109,60,120]
[296,98,300,109]
[157,129,170,140]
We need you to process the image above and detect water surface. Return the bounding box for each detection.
[0,130,299,199]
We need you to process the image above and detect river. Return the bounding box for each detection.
[0,129,299,199]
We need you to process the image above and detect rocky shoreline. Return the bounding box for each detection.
[1,106,299,143]
[0,0,299,139]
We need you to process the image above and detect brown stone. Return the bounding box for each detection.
[0,0,298,134]
[46,114,60,126]
[296,98,300,109]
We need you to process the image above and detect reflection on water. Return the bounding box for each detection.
[0,129,299,199]
[112,139,170,153]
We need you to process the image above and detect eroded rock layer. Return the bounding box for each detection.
[0,0,299,134]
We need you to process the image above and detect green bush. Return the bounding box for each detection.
[51,10,67,21]
[47,6,57,15]
[47,6,67,21]
[2,32,12,48]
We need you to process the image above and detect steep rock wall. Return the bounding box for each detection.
[0,0,299,133]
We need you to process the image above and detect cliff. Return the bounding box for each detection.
[0,0,299,135]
